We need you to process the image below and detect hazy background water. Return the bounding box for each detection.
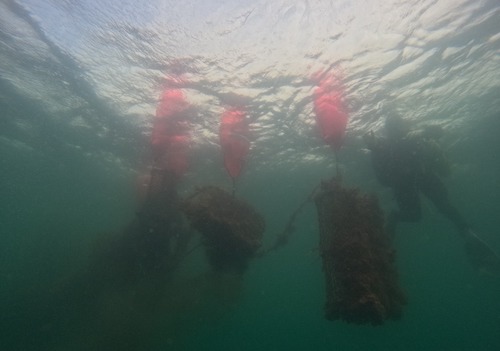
[1,0,500,350]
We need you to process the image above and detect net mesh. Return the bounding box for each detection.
[314,179,406,325]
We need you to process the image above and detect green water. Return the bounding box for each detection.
[1,140,499,350]
[1,0,500,349]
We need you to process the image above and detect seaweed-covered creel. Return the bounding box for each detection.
[315,179,406,325]
[183,186,265,274]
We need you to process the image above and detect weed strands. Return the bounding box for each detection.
[183,186,265,274]
[314,179,406,325]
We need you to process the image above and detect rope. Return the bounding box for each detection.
[258,184,320,256]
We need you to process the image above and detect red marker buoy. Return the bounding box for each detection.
[313,73,349,177]
[219,107,250,194]
[151,88,191,179]
[313,75,348,151]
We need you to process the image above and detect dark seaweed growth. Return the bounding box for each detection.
[315,179,406,325]
[183,186,265,274]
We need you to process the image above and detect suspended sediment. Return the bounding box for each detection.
[183,186,265,274]
[314,179,406,325]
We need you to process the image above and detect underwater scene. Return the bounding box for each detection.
[1,0,500,350]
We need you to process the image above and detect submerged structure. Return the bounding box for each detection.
[314,179,406,325]
[183,186,265,274]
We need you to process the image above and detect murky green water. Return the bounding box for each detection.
[1,0,499,350]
